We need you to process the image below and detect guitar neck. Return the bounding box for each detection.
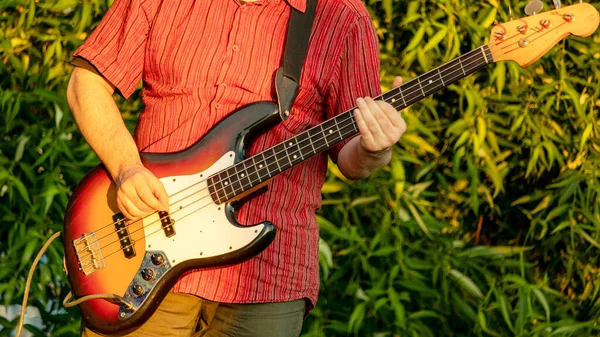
[208,45,493,204]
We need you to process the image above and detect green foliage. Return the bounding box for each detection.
[1,0,599,336]
[306,0,600,336]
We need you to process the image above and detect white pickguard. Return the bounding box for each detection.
[141,151,264,266]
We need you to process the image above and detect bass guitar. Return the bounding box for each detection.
[63,4,598,334]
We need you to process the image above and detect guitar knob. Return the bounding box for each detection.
[132,284,145,296]
[151,253,164,266]
[141,268,155,281]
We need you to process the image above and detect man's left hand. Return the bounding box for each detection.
[354,76,406,154]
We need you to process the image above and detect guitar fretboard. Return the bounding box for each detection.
[207,46,493,204]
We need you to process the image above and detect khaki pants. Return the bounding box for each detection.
[82,292,305,337]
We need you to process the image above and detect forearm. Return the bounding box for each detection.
[66,67,142,180]
[336,136,392,180]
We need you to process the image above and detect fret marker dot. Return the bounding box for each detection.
[224,181,229,185]
[392,98,396,103]
[429,80,433,84]
[329,129,333,134]
[293,155,298,159]
[288,142,293,146]
[241,173,245,177]
[259,164,263,168]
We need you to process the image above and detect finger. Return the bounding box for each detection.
[353,108,374,145]
[117,195,139,220]
[365,97,394,131]
[152,179,170,210]
[136,182,166,212]
[138,177,169,211]
[123,195,151,219]
[356,97,384,138]
[392,76,403,88]
[376,101,405,130]
[120,182,155,214]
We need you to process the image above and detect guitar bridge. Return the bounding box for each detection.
[73,232,104,276]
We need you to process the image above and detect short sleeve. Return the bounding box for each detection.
[326,16,382,163]
[73,0,151,98]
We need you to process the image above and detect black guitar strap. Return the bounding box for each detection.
[275,0,317,120]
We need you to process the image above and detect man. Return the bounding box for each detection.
[67,0,406,335]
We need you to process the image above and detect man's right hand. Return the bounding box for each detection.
[115,164,169,220]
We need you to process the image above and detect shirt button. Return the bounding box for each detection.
[232,45,239,52]
[220,83,227,88]
[215,103,221,109]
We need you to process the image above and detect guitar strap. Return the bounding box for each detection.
[275,0,317,120]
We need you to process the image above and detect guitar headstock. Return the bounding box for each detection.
[489,3,599,67]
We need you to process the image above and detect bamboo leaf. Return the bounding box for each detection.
[525,146,540,178]
[531,287,551,323]
[388,287,407,328]
[407,203,432,239]
[579,123,593,152]
[423,27,448,53]
[575,228,600,249]
[448,269,484,299]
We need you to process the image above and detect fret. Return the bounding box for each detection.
[295,131,314,159]
[323,118,341,147]
[273,143,291,171]
[458,55,466,75]
[248,156,260,186]
[320,124,329,147]
[338,113,357,138]
[230,165,243,195]
[417,77,426,97]
[270,147,281,172]
[264,147,279,177]
[309,126,327,152]
[335,119,344,141]
[422,71,444,96]
[237,160,251,190]
[480,46,489,64]
[207,176,221,204]
[285,138,302,166]
[218,170,234,201]
[443,53,475,86]
[257,152,270,180]
[404,79,421,105]
[307,131,316,154]
[398,87,407,107]
[437,68,445,87]
[293,137,304,160]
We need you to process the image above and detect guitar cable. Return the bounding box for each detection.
[14,231,133,337]
[14,231,62,337]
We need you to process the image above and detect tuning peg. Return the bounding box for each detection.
[553,0,561,9]
[524,0,543,15]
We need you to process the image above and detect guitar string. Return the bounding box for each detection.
[81,43,494,244]
[74,13,551,250]
[76,45,496,268]
[81,17,556,245]
[76,45,497,268]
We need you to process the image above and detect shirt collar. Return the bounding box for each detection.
[285,0,306,13]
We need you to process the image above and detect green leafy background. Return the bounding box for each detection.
[1,0,599,336]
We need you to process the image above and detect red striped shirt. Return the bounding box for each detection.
[74,0,381,308]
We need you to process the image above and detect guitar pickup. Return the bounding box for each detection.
[114,213,136,258]
[158,211,175,237]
